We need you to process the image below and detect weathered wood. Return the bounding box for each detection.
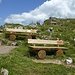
[28,39,67,58]
[29,46,67,51]
[9,35,16,41]
[5,28,37,40]
[5,28,37,33]
[38,50,46,59]
[28,39,64,45]
[56,49,63,56]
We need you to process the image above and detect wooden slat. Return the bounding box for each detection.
[29,46,67,49]
[29,46,67,51]
[28,39,64,45]
[5,28,37,33]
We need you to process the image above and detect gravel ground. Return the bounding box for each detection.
[0,46,18,54]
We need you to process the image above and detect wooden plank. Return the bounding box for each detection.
[28,39,64,45]
[5,28,37,33]
[29,46,67,49]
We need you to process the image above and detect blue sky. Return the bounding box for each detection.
[0,0,75,25]
[0,0,46,25]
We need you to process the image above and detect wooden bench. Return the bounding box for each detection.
[28,39,67,59]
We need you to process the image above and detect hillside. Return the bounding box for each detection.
[0,18,75,75]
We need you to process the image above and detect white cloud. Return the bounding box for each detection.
[4,0,75,25]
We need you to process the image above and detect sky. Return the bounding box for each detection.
[0,0,75,25]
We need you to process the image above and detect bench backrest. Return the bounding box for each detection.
[28,39,64,46]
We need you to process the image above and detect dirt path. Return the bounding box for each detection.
[32,59,62,64]
[0,46,18,54]
[32,58,75,68]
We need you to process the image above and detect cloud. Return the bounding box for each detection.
[4,0,75,25]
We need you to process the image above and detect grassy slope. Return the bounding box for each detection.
[0,46,75,75]
[0,19,75,75]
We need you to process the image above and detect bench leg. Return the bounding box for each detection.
[10,35,16,41]
[56,49,63,56]
[38,50,46,59]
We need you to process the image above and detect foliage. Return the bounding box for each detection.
[4,23,24,28]
[1,39,8,45]
[0,33,5,38]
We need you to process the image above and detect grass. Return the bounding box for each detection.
[0,19,75,75]
[0,46,75,75]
